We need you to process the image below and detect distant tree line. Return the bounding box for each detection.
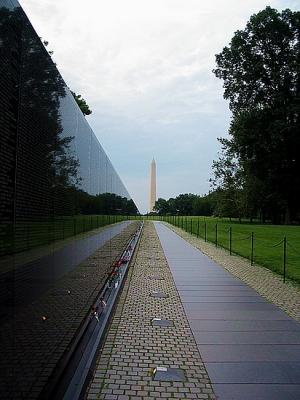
[211,7,300,224]
[153,193,216,216]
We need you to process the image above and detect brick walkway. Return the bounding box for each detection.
[86,222,215,400]
[166,223,300,323]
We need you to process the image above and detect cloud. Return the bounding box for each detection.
[20,0,298,213]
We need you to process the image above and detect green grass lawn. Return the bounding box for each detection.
[159,215,300,283]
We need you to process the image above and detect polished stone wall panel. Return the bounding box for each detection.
[0,1,137,398]
[0,0,134,255]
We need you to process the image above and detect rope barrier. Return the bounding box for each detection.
[233,235,251,241]
[268,238,285,248]
[172,220,299,281]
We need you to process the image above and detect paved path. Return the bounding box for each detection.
[86,222,215,399]
[167,223,300,323]
[155,222,300,400]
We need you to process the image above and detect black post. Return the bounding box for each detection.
[229,227,232,255]
[283,237,287,283]
[251,232,254,265]
[197,219,200,238]
[190,219,193,234]
[215,223,218,248]
[204,222,207,242]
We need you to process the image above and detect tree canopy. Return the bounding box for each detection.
[41,39,93,117]
[212,6,300,224]
[71,91,92,116]
[154,193,216,216]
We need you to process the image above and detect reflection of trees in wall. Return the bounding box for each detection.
[0,4,137,256]
[0,6,80,219]
[0,6,20,252]
[0,5,81,252]
[75,191,138,215]
[15,5,80,219]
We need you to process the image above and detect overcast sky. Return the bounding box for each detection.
[20,0,298,213]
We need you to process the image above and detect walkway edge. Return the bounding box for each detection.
[165,222,300,323]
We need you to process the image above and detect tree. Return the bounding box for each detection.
[153,193,216,216]
[42,38,92,117]
[210,148,246,219]
[192,195,215,216]
[213,6,300,223]
[71,91,92,116]
[154,198,170,215]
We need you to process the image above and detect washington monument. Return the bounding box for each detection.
[149,158,156,212]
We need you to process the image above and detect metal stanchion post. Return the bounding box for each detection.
[283,237,287,282]
[251,232,254,265]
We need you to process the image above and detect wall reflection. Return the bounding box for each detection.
[0,1,138,398]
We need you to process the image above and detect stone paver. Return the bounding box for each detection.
[166,222,300,323]
[86,222,215,400]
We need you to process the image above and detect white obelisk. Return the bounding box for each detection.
[149,158,157,212]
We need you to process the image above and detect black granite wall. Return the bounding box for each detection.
[0,0,137,256]
[0,1,137,398]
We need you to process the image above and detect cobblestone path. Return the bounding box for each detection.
[167,223,300,323]
[86,221,215,400]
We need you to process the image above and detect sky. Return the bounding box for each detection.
[20,0,299,213]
